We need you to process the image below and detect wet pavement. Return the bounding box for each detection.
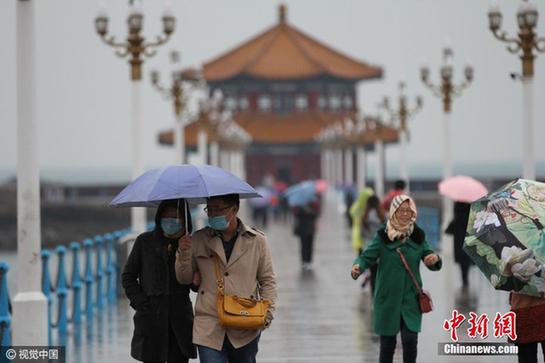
[255,193,514,363]
[3,192,520,362]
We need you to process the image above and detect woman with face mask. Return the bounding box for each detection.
[350,195,442,363]
[122,199,198,363]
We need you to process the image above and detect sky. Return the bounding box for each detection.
[0,0,544,183]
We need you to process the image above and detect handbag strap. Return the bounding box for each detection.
[212,254,225,296]
[212,253,263,302]
[396,247,422,294]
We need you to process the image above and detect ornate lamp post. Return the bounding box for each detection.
[488,0,545,180]
[316,128,336,186]
[343,118,355,186]
[421,47,473,232]
[193,90,225,166]
[369,116,386,199]
[354,117,368,192]
[94,1,175,233]
[381,82,422,192]
[151,51,201,164]
[218,121,252,179]
[333,122,345,187]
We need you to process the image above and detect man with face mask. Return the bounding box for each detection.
[122,199,198,363]
[175,194,277,363]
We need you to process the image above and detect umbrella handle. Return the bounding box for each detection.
[185,200,189,236]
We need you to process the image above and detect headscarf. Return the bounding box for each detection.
[386,194,417,241]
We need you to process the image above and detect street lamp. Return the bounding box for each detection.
[95,2,175,80]
[151,51,202,164]
[343,118,355,187]
[94,1,175,234]
[421,47,473,233]
[380,82,423,192]
[217,120,252,179]
[488,0,545,180]
[421,48,473,178]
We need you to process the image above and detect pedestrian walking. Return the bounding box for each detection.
[360,195,386,294]
[272,180,288,223]
[249,186,272,229]
[382,179,407,213]
[349,188,374,255]
[122,199,198,363]
[445,201,473,289]
[175,194,277,363]
[509,292,545,363]
[344,185,356,229]
[293,199,320,271]
[351,195,442,363]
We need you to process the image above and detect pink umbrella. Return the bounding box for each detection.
[438,175,488,203]
[315,179,328,193]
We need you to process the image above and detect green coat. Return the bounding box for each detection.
[354,224,442,336]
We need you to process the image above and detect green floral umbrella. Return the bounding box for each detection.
[463,178,545,297]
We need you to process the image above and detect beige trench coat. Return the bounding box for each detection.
[175,219,277,350]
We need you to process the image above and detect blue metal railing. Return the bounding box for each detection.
[0,225,146,346]
[70,241,83,326]
[83,238,95,320]
[41,249,54,344]
[0,220,170,346]
[55,246,69,337]
[42,228,134,344]
[94,235,105,311]
[417,207,441,249]
[0,262,11,346]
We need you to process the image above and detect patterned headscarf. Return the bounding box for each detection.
[386,194,417,241]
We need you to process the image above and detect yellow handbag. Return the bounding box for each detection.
[213,255,271,329]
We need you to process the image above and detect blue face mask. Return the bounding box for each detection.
[208,215,230,231]
[161,218,184,236]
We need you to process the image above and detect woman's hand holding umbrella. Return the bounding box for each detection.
[178,234,192,252]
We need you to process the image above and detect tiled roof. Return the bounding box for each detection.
[157,112,401,147]
[157,111,352,147]
[202,6,382,82]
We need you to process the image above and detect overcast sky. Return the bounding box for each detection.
[0,0,544,183]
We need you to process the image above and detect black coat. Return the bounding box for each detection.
[293,202,319,237]
[445,202,473,266]
[121,202,197,361]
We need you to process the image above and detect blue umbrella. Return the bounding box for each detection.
[284,181,317,207]
[249,186,272,208]
[110,164,260,207]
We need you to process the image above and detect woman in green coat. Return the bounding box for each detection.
[351,195,442,363]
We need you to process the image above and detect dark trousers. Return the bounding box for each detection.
[198,334,260,363]
[144,324,189,363]
[252,207,268,228]
[379,319,418,363]
[517,341,545,363]
[460,262,471,287]
[299,234,315,263]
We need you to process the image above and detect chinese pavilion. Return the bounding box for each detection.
[159,5,383,185]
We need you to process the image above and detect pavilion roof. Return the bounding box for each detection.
[202,5,383,82]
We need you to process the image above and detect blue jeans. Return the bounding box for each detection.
[198,334,260,363]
